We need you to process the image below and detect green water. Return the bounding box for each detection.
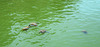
[0,0,100,47]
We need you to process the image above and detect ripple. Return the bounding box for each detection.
[1,0,100,47]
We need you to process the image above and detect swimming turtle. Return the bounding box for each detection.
[22,25,31,32]
[30,22,39,26]
[39,30,49,34]
[82,30,87,34]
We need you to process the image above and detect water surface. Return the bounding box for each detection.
[0,0,100,47]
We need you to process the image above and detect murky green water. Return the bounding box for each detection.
[0,0,100,47]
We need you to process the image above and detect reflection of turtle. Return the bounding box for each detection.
[22,25,31,32]
[82,30,87,34]
[30,22,39,26]
[39,30,49,34]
